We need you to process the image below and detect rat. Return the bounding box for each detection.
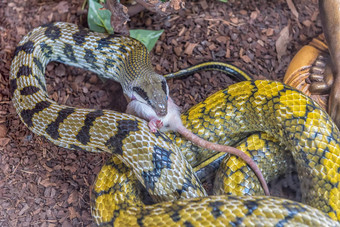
[125,77,270,196]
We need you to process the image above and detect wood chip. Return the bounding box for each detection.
[230,17,239,24]
[266,28,274,36]
[184,43,198,55]
[0,138,10,148]
[257,39,265,47]
[208,43,216,50]
[40,179,57,187]
[200,0,208,10]
[250,11,258,20]
[311,11,319,21]
[89,75,98,84]
[68,207,78,220]
[67,191,78,205]
[241,54,252,63]
[55,64,66,77]
[286,0,299,19]
[65,165,77,173]
[174,46,182,56]
[0,124,7,138]
[18,204,30,216]
[54,1,69,14]
[240,10,247,15]
[302,20,312,27]
[178,27,186,36]
[216,36,227,44]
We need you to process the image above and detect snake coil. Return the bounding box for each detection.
[10,22,340,226]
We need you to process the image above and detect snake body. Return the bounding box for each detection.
[10,22,340,225]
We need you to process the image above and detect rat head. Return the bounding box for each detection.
[127,74,169,117]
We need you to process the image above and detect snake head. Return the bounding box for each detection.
[128,74,169,117]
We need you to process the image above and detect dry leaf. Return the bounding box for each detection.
[286,0,299,19]
[276,25,291,61]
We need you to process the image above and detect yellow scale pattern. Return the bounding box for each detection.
[10,22,340,226]
[93,80,340,225]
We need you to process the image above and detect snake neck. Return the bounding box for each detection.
[18,22,167,117]
[12,22,152,85]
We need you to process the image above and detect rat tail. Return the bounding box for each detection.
[177,125,270,196]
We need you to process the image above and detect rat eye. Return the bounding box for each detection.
[133,87,149,101]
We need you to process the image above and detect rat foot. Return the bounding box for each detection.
[148,118,163,133]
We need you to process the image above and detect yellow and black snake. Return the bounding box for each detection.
[10,22,340,226]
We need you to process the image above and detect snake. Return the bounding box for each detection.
[10,22,340,226]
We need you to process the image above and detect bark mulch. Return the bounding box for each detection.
[0,0,321,226]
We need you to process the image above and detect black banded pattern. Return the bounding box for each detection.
[76,110,104,145]
[46,107,75,139]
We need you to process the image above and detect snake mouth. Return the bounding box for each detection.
[156,108,167,117]
[153,100,167,117]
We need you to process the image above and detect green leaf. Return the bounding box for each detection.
[218,0,228,2]
[130,29,164,52]
[88,0,114,34]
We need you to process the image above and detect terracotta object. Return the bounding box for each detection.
[284,34,330,111]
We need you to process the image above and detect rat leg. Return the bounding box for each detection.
[148,117,163,133]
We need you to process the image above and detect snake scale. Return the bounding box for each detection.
[10,22,340,226]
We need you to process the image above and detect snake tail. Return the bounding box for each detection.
[164,61,252,81]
